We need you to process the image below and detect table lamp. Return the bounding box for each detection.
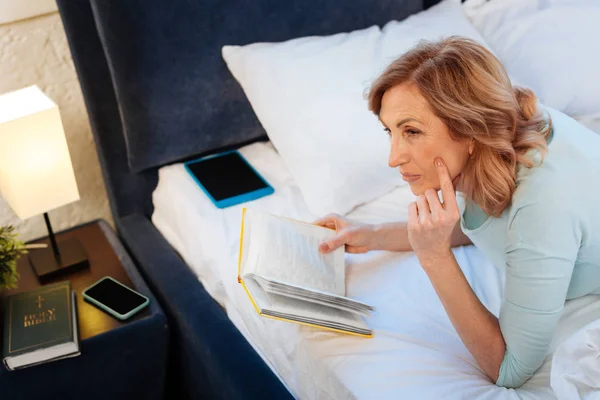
[0,85,89,283]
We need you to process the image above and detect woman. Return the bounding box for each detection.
[316,36,600,388]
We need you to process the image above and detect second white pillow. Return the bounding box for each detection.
[464,0,600,117]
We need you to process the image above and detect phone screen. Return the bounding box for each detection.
[186,152,269,201]
[85,278,147,315]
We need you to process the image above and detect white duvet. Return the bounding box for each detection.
[152,141,600,399]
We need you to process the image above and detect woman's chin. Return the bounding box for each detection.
[408,181,440,196]
[408,182,425,196]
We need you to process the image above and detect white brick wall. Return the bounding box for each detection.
[0,12,113,241]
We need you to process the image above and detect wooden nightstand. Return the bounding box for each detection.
[3,220,150,338]
[0,219,168,400]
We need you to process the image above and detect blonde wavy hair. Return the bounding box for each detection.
[368,36,552,217]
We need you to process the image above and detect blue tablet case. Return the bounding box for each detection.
[184,150,274,208]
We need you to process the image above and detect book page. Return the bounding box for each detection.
[243,274,371,335]
[249,274,373,315]
[243,210,345,295]
[264,291,370,334]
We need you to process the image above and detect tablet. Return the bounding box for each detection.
[184,150,274,208]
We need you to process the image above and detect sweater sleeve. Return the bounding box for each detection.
[496,202,581,388]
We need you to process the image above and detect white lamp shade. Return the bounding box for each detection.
[0,86,80,220]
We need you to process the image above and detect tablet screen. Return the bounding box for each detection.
[186,152,269,201]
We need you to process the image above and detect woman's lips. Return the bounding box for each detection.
[401,173,421,183]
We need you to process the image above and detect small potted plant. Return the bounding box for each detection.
[0,226,28,291]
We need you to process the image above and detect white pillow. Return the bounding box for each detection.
[222,0,489,217]
[463,0,600,117]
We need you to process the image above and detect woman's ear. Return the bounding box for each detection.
[468,139,474,156]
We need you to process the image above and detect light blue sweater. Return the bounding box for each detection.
[460,106,600,388]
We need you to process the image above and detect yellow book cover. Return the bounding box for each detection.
[237,208,374,338]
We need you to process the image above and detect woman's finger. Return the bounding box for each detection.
[424,188,443,218]
[416,195,431,222]
[313,214,339,229]
[434,157,459,213]
[346,245,369,254]
[319,230,350,253]
[408,202,418,226]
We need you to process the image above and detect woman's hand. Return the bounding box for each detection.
[408,157,461,267]
[314,214,374,254]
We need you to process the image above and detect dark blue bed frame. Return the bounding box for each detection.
[55,0,443,398]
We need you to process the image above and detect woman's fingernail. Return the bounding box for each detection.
[435,157,444,167]
[319,243,329,252]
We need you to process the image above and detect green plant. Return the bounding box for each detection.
[0,226,27,290]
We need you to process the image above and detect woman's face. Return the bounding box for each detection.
[380,83,471,195]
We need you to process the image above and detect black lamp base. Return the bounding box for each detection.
[29,237,89,283]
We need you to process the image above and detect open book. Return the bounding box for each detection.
[237,208,374,337]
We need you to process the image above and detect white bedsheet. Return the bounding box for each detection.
[551,318,600,400]
[152,141,600,399]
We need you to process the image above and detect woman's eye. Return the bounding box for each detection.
[406,129,421,136]
[383,128,391,135]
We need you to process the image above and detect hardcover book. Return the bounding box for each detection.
[2,281,80,370]
[238,208,374,337]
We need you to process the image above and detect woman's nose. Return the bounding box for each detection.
[388,139,409,168]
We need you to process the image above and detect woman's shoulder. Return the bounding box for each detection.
[511,160,569,212]
[509,177,569,222]
[498,107,597,245]
[506,179,583,250]
[513,106,600,202]
[509,161,581,226]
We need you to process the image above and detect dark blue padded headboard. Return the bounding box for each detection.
[57,0,442,220]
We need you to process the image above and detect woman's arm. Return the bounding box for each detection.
[411,158,580,387]
[405,158,506,382]
[316,216,471,254]
[371,220,472,252]
[420,251,505,382]
[493,202,579,387]
[421,251,506,382]
[428,204,579,388]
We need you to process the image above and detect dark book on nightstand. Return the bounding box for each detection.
[2,281,80,371]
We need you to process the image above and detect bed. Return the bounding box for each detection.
[55,0,600,399]
[152,141,600,399]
